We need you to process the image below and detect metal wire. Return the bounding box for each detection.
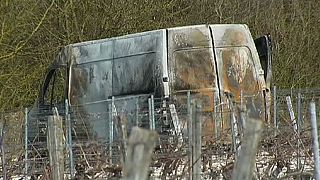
[0,88,319,179]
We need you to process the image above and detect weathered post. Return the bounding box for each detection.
[135,98,139,126]
[297,92,302,172]
[151,95,155,130]
[47,108,65,180]
[170,103,182,136]
[192,102,202,180]
[286,95,301,175]
[109,97,115,163]
[115,115,128,165]
[0,121,6,180]
[228,96,239,156]
[187,91,193,179]
[286,96,297,131]
[122,127,158,180]
[310,101,320,179]
[230,109,238,155]
[273,86,277,136]
[65,99,75,178]
[240,90,245,131]
[148,95,156,130]
[214,104,218,139]
[162,99,168,126]
[232,115,263,180]
[108,103,113,163]
[297,92,302,129]
[24,108,28,178]
[148,97,154,130]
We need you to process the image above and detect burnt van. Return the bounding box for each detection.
[28,24,272,143]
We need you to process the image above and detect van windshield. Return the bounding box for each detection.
[216,46,260,100]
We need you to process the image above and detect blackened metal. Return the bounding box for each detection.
[254,34,273,86]
[32,24,269,160]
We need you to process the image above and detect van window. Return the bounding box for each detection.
[173,48,215,90]
[216,46,260,98]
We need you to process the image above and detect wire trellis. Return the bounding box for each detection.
[0,87,319,179]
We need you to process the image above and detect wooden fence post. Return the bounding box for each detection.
[192,102,202,180]
[135,98,139,126]
[286,96,297,131]
[273,86,277,136]
[47,108,65,180]
[115,115,128,165]
[232,117,263,180]
[187,91,193,179]
[24,108,28,179]
[109,103,114,164]
[122,127,158,180]
[297,92,302,172]
[65,99,75,178]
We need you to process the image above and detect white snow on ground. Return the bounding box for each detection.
[148,150,314,180]
[2,150,314,179]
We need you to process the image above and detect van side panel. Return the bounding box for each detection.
[69,30,165,106]
[68,30,165,140]
[112,34,158,96]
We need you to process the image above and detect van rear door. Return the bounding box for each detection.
[167,25,220,140]
[209,24,266,133]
